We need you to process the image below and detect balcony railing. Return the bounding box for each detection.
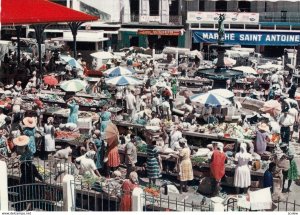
[260,12,300,23]
[122,15,182,25]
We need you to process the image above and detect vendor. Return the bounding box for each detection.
[92,130,106,173]
[210,142,227,196]
[146,140,161,187]
[75,151,102,178]
[279,107,294,144]
[234,142,252,194]
[119,171,139,211]
[100,110,111,133]
[280,143,298,193]
[67,97,79,124]
[178,138,193,194]
[22,117,37,157]
[170,124,182,150]
[14,81,23,93]
[255,123,270,155]
[125,134,137,179]
[263,162,276,193]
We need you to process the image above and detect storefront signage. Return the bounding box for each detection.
[193,30,300,46]
[139,16,160,23]
[138,29,182,36]
[187,12,259,24]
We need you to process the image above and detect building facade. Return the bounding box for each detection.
[186,0,300,57]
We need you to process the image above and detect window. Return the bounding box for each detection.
[238,1,251,12]
[169,0,179,16]
[215,1,227,12]
[130,0,139,16]
[150,0,159,16]
[199,0,205,11]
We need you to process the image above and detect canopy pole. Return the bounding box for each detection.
[68,22,84,59]
[15,26,22,66]
[33,24,49,77]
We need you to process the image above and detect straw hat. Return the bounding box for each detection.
[13,135,30,146]
[258,123,270,132]
[23,117,37,128]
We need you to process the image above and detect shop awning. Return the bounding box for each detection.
[1,0,98,26]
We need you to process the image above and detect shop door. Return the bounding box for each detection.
[130,36,139,47]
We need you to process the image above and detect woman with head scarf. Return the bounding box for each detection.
[75,151,101,178]
[67,97,79,124]
[234,142,252,194]
[210,142,227,196]
[44,117,55,159]
[92,130,106,171]
[119,171,139,211]
[100,110,111,133]
[178,138,193,193]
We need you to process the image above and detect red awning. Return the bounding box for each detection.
[1,0,98,26]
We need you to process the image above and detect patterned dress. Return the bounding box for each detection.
[179,148,194,182]
[287,147,299,180]
[67,102,79,124]
[23,127,36,155]
[146,145,161,179]
[0,137,8,156]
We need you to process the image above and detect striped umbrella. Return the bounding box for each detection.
[60,79,87,92]
[208,89,234,99]
[190,92,232,107]
[105,76,143,86]
[60,55,83,71]
[103,66,135,77]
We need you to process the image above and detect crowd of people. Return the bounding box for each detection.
[0,46,299,211]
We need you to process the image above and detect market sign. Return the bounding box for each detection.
[193,30,300,46]
[137,29,183,36]
[187,12,259,24]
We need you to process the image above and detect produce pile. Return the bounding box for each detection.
[198,123,255,140]
[191,156,207,165]
[74,97,104,107]
[38,94,65,103]
[144,186,160,197]
[55,131,81,140]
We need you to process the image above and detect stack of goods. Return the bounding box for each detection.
[38,94,65,103]
[74,97,105,107]
[55,131,81,140]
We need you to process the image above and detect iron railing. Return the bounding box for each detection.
[4,158,300,212]
[260,12,300,23]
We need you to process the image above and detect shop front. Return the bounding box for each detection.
[119,28,185,50]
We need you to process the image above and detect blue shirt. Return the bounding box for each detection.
[263,170,273,192]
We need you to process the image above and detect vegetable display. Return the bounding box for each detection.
[55,131,81,140]
[191,156,207,165]
[144,186,160,197]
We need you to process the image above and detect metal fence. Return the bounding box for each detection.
[4,158,300,212]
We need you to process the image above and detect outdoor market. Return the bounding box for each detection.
[0,0,300,213]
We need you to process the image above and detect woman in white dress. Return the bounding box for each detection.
[44,117,55,159]
[234,142,252,194]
